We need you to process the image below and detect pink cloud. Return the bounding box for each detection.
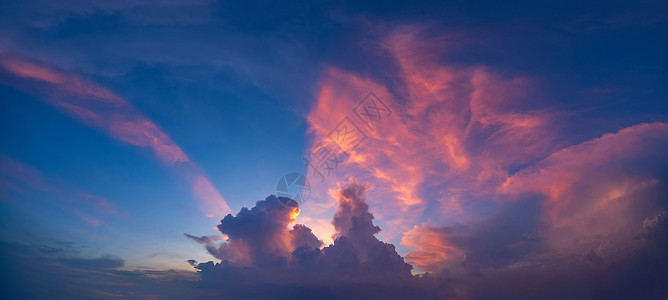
[107,117,189,165]
[81,215,103,228]
[401,224,458,273]
[0,155,52,194]
[499,122,668,252]
[190,175,232,218]
[81,193,120,215]
[304,27,553,244]
[304,26,668,273]
[0,55,231,217]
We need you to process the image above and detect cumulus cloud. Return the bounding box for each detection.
[189,179,452,299]
[191,174,664,299]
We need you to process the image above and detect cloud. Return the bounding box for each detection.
[0,240,198,299]
[184,233,224,244]
[301,25,668,298]
[397,121,668,297]
[401,224,458,273]
[0,55,232,217]
[190,179,453,299]
[499,122,668,252]
[1,0,215,28]
[403,199,545,273]
[302,26,556,246]
[0,155,52,194]
[400,198,668,299]
[58,255,124,270]
[0,155,121,227]
[0,55,185,165]
[1,9,666,298]
[640,209,668,246]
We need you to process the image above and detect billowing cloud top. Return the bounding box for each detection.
[188,179,451,299]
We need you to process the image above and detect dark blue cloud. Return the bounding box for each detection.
[57,254,124,270]
[0,241,197,299]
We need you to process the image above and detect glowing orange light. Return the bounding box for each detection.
[289,208,301,223]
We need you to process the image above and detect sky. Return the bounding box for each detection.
[0,0,667,299]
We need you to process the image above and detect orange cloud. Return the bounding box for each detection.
[402,224,458,273]
[0,55,231,217]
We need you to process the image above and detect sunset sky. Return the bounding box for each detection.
[1,1,667,299]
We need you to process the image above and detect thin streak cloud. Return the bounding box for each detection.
[0,54,231,217]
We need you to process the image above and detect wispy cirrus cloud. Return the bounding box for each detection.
[0,155,119,227]
[303,26,555,244]
[0,54,231,217]
[2,0,215,28]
